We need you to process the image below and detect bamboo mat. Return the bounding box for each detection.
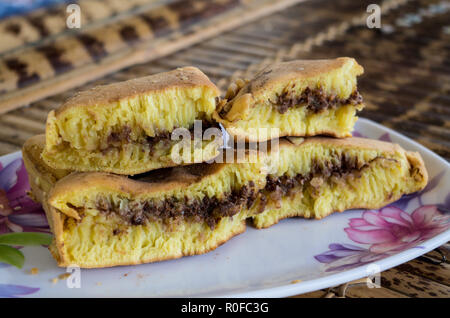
[0,0,449,297]
[0,0,304,114]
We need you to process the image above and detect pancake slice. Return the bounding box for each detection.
[22,134,428,267]
[249,137,428,228]
[42,67,222,175]
[24,136,267,268]
[215,57,364,141]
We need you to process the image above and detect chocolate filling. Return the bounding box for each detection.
[94,181,257,229]
[271,87,363,114]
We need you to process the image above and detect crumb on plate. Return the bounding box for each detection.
[58,273,71,280]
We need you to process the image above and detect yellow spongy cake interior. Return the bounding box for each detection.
[53,209,246,268]
[251,139,428,228]
[46,86,218,151]
[223,104,360,139]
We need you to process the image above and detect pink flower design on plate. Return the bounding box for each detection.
[0,159,49,235]
[315,192,450,272]
[345,206,449,254]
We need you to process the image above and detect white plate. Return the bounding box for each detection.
[0,118,449,298]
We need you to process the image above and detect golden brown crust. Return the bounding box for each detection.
[239,57,363,98]
[55,66,220,116]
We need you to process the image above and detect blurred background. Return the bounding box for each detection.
[0,0,448,297]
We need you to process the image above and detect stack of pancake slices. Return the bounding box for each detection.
[23,57,428,268]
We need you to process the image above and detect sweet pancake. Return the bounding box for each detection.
[42,67,222,175]
[249,137,428,228]
[24,137,267,268]
[215,57,364,141]
[22,134,428,267]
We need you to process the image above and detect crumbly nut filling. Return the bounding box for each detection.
[92,181,258,229]
[270,87,363,114]
[218,86,363,118]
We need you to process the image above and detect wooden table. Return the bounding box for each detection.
[0,0,448,297]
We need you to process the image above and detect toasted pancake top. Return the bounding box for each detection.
[55,66,220,116]
[238,57,363,98]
